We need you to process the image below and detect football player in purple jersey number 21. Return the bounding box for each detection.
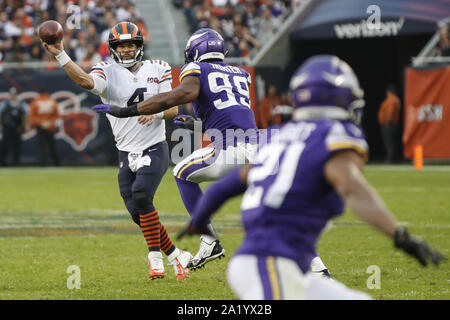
[176,55,445,299]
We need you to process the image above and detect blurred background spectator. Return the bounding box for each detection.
[28,87,61,166]
[273,91,293,123]
[176,0,293,59]
[378,84,401,163]
[438,22,450,56]
[0,0,149,65]
[0,87,28,166]
[259,84,280,128]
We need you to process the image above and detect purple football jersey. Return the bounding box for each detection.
[179,61,258,149]
[237,119,369,273]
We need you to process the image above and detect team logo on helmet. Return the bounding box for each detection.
[184,28,226,63]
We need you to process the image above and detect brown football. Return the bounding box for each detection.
[38,20,64,44]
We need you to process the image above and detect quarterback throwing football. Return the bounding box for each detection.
[92,28,259,270]
[41,21,192,280]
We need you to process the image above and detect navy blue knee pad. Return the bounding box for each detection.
[132,191,155,214]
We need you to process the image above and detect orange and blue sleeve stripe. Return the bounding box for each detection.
[90,68,106,80]
[152,59,168,67]
[159,68,172,84]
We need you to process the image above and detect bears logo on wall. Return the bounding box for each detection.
[52,91,98,151]
[0,90,98,151]
[62,109,97,151]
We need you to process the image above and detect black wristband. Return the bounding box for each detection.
[109,104,140,118]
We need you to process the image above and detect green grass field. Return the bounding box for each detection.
[0,165,449,300]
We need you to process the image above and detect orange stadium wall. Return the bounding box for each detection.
[403,66,450,159]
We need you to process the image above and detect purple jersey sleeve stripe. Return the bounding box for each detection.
[327,142,368,160]
[179,69,201,82]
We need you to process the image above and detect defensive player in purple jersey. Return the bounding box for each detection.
[177,55,445,299]
[92,28,259,270]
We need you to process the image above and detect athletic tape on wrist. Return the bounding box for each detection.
[55,51,71,66]
[155,111,164,119]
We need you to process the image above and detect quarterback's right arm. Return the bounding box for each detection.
[42,41,105,93]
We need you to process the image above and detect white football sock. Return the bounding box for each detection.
[310,256,327,272]
[167,248,181,263]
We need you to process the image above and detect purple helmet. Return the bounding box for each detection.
[289,55,365,123]
[184,28,226,64]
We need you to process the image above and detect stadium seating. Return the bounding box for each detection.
[0,0,149,70]
[0,0,296,67]
[173,0,294,58]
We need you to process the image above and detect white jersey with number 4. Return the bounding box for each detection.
[89,59,172,152]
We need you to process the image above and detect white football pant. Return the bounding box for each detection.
[227,254,372,300]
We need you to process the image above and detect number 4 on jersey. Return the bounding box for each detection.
[127,88,147,106]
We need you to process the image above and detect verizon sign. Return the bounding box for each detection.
[334,17,405,39]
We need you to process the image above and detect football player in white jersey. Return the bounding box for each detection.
[41,21,192,281]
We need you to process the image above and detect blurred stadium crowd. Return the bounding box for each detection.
[0,0,302,69]
[0,0,149,70]
[437,20,450,57]
[173,0,300,58]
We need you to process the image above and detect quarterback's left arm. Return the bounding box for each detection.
[163,106,179,119]
[93,76,200,118]
[137,106,178,126]
[177,166,251,240]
